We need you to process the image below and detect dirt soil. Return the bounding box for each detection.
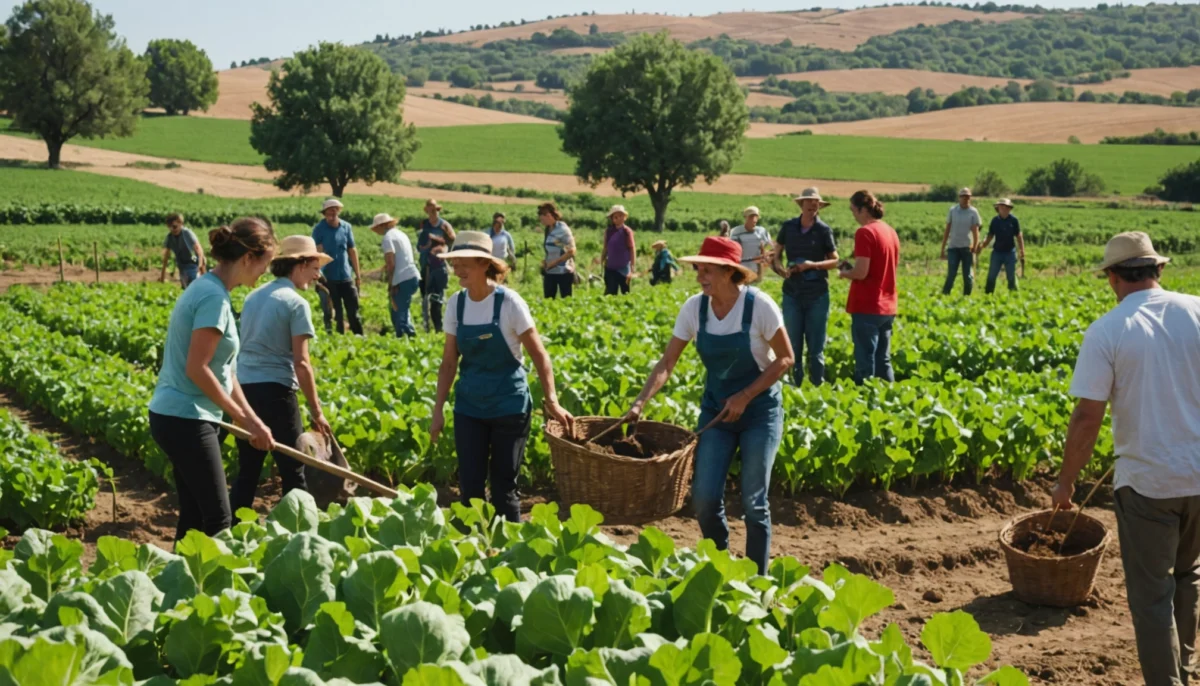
[741,69,1033,96]
[0,266,162,294]
[1080,66,1200,97]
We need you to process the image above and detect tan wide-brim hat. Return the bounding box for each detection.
[959,187,973,197]
[274,235,333,267]
[651,240,667,250]
[1096,231,1171,272]
[606,204,628,218]
[742,206,761,218]
[440,230,508,272]
[424,198,443,211]
[994,198,1014,208]
[794,187,831,207]
[321,198,344,212]
[370,213,398,230]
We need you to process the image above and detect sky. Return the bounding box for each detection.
[91,0,1124,68]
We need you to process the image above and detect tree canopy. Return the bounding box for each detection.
[0,0,147,168]
[559,31,748,231]
[249,42,420,198]
[143,38,219,115]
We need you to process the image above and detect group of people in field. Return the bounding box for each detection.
[148,185,1200,684]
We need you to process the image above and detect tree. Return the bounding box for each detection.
[0,0,147,168]
[535,68,567,90]
[249,42,419,198]
[448,65,481,88]
[1020,159,1105,197]
[405,67,428,87]
[143,38,219,115]
[1152,159,1200,202]
[560,31,749,231]
[973,169,1010,197]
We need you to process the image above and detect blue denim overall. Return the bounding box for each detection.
[692,287,784,575]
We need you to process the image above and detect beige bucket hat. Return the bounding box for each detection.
[321,198,344,212]
[424,198,443,211]
[651,240,667,250]
[993,198,1014,208]
[606,204,628,218]
[274,235,333,267]
[1096,232,1170,272]
[743,206,761,218]
[794,187,831,207]
[959,187,972,197]
[440,231,508,272]
[370,213,397,230]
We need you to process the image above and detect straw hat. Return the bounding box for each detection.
[606,204,629,218]
[274,235,333,267]
[370,213,397,231]
[424,198,443,211]
[440,231,508,271]
[1096,231,1170,272]
[743,206,761,218]
[959,187,972,197]
[794,187,831,207]
[321,198,344,212]
[679,237,757,283]
[651,240,667,250]
[994,198,1014,208]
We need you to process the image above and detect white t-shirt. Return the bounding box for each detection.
[672,287,785,371]
[1069,288,1200,499]
[730,225,773,263]
[444,287,535,363]
[382,228,419,285]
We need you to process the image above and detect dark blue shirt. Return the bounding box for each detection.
[777,216,836,300]
[311,219,356,282]
[988,215,1021,253]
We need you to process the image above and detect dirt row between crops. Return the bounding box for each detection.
[0,266,161,294]
[0,380,1141,684]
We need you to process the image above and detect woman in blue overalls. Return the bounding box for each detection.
[430,231,575,521]
[620,237,794,574]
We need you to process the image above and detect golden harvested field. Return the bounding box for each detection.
[409,82,567,108]
[548,47,610,55]
[747,102,1200,143]
[428,7,1028,51]
[746,92,800,108]
[1078,66,1200,97]
[740,69,1032,95]
[196,67,271,119]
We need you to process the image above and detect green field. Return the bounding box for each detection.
[5,115,1197,195]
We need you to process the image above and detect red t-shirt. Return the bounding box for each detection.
[846,220,899,315]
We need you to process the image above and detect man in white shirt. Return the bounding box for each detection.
[489,212,516,270]
[730,206,773,279]
[371,213,420,337]
[1054,231,1200,686]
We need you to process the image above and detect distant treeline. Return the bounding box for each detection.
[1102,129,1200,146]
[434,93,564,121]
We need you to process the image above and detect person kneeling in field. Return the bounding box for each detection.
[232,236,335,513]
[159,213,206,289]
[650,240,680,285]
[619,237,794,575]
[1053,231,1200,686]
[429,232,574,522]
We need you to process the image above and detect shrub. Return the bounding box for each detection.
[406,68,428,87]
[1154,159,1200,202]
[448,65,481,88]
[973,169,1010,197]
[1067,135,1081,144]
[1020,159,1106,197]
[925,182,961,202]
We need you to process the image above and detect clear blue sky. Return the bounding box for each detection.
[92,0,1116,68]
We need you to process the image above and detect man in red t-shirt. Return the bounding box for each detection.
[839,191,900,384]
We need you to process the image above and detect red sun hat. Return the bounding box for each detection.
[678,236,758,283]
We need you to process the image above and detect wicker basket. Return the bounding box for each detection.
[999,509,1111,607]
[544,417,697,525]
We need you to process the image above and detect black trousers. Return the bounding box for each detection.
[543,272,573,299]
[603,268,630,295]
[232,382,307,513]
[454,411,530,522]
[324,279,363,335]
[149,411,230,541]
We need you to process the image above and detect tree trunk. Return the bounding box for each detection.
[330,182,346,198]
[47,140,64,169]
[649,188,671,232]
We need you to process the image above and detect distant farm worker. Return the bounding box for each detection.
[539,202,576,299]
[371,213,420,338]
[772,187,838,387]
[489,212,517,271]
[1053,232,1200,686]
[649,240,680,286]
[418,199,456,333]
[602,205,636,296]
[939,187,981,296]
[232,236,334,513]
[159,212,207,289]
[430,231,575,521]
[731,206,774,280]
[311,199,363,335]
[975,198,1025,294]
[619,237,793,575]
[717,220,732,238]
[148,218,277,542]
[840,190,900,385]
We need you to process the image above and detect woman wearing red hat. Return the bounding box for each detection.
[619,237,794,574]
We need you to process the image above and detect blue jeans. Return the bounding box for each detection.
[389,277,419,337]
[986,250,1018,294]
[691,404,783,575]
[781,291,829,386]
[943,247,974,295]
[850,313,895,385]
[179,264,199,289]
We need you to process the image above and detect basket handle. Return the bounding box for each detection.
[1059,464,1114,555]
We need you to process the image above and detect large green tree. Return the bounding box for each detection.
[250,42,419,198]
[0,0,147,168]
[143,38,219,115]
[559,32,748,231]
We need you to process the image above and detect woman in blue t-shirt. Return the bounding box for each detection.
[148,218,277,542]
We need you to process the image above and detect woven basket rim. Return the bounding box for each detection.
[545,417,696,465]
[998,509,1111,562]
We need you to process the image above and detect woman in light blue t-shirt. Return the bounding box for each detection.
[148,218,277,542]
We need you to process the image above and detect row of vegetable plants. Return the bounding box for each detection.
[0,488,1030,685]
[0,407,107,530]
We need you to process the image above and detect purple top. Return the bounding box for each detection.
[605,225,634,272]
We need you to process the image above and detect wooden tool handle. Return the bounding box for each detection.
[218,421,399,498]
